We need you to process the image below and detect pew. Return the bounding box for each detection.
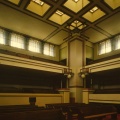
[67,106,84,120]
[46,103,117,120]
[0,104,38,109]
[46,103,85,109]
[46,103,85,120]
[0,108,65,120]
[0,104,44,113]
[80,104,117,120]
[0,104,117,120]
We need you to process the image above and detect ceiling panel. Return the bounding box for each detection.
[84,28,108,43]
[104,0,120,9]
[97,12,120,35]
[47,30,69,45]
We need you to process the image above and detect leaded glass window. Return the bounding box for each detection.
[10,33,25,49]
[28,38,41,53]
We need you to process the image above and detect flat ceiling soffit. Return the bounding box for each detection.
[84,28,108,43]
[47,30,69,45]
[97,12,120,35]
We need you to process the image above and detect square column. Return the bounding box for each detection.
[68,39,86,103]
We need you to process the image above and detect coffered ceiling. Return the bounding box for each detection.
[0,0,120,45]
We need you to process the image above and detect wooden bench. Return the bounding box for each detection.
[46,103,85,120]
[46,103,117,120]
[0,108,65,120]
[80,104,117,120]
[0,104,40,113]
[0,104,47,115]
[46,103,85,108]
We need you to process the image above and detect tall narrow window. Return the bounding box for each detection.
[98,41,105,55]
[50,44,54,56]
[43,43,49,55]
[0,28,6,44]
[43,43,54,56]
[106,39,111,53]
[114,35,120,50]
[98,39,112,55]
[28,38,41,53]
[10,33,25,49]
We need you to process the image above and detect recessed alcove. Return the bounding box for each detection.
[86,68,120,91]
[0,64,67,93]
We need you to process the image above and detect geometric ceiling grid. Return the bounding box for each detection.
[64,0,90,13]
[0,0,119,45]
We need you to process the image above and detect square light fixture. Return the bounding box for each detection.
[90,6,98,13]
[56,10,64,16]
[32,0,44,6]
